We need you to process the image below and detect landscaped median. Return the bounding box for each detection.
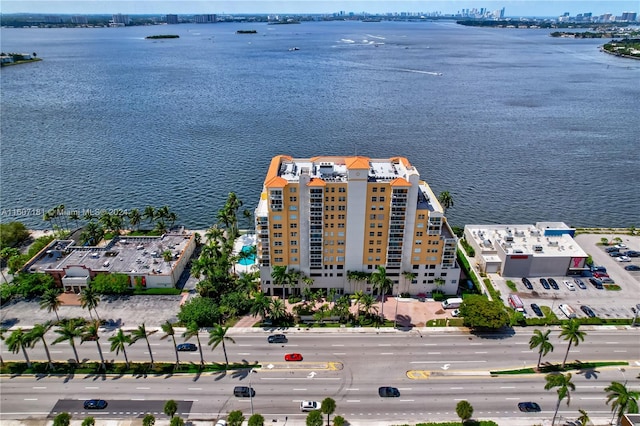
[490,360,629,376]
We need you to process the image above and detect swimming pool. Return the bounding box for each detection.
[238,245,256,266]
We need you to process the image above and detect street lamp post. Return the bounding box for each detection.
[249,370,256,415]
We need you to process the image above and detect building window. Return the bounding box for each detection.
[339,187,345,193]
[290,187,296,193]
[273,224,282,229]
[338,205,346,211]
[289,205,297,211]
[274,241,283,246]
[372,197,377,202]
[291,248,298,254]
[372,187,378,192]
[275,257,283,262]
[290,223,297,228]
[416,231,423,236]
[380,187,385,192]
[274,232,283,238]
[416,240,422,245]
[369,248,374,253]
[291,257,298,262]
[380,196,385,202]
[291,232,297,237]
[273,215,282,221]
[274,249,283,254]
[370,214,376,220]
[414,248,422,253]
[377,232,383,237]
[290,196,297,202]
[290,240,298,246]
[370,232,375,237]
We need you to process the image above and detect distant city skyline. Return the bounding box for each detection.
[1,1,638,17]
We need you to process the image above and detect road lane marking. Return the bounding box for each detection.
[131,399,145,401]
[500,387,516,389]
[410,360,486,364]
[400,400,414,402]
[427,352,441,355]
[50,351,62,353]
[423,343,437,346]
[470,343,483,346]
[378,344,392,346]
[606,342,619,344]
[380,352,394,355]
[475,351,488,354]
[333,353,346,355]
[136,387,150,390]
[614,350,627,353]
[238,344,252,347]
[505,398,520,400]
[450,387,464,390]
[332,344,345,347]
[188,388,202,390]
[33,387,46,389]
[346,388,359,391]
[346,400,361,403]
[238,353,251,355]
[293,389,307,391]
[24,399,38,401]
[85,387,99,389]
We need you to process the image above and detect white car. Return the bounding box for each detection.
[616,256,631,262]
[300,400,320,412]
[451,309,461,317]
[559,304,576,319]
[563,280,575,291]
[215,421,227,426]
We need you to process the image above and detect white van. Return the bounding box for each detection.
[559,304,576,319]
[441,298,463,309]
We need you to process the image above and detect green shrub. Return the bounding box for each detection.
[506,280,517,292]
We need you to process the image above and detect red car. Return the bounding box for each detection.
[284,353,303,362]
[593,272,609,279]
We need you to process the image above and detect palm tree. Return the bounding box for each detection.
[109,328,132,368]
[40,288,63,321]
[438,191,454,213]
[559,319,586,368]
[164,399,178,418]
[271,265,290,297]
[208,325,235,366]
[249,292,272,321]
[28,322,55,370]
[359,293,377,318]
[161,320,180,367]
[369,266,393,324]
[183,322,205,366]
[402,271,417,291]
[81,320,106,371]
[545,372,575,426]
[605,381,640,426]
[577,408,590,426]
[270,298,288,323]
[128,208,142,231]
[529,329,554,370]
[130,323,157,367]
[5,328,33,368]
[79,287,100,321]
[142,414,156,426]
[53,320,82,363]
[143,206,156,227]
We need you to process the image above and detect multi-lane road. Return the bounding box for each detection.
[1,327,639,424]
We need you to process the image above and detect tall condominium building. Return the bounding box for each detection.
[255,155,460,297]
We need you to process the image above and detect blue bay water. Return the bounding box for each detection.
[1,21,639,229]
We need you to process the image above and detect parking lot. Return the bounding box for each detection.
[491,233,640,320]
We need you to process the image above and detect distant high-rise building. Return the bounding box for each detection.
[44,15,63,24]
[71,15,88,24]
[194,14,216,23]
[621,11,637,21]
[112,14,130,25]
[500,7,505,18]
[166,14,178,24]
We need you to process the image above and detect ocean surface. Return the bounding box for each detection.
[1,21,639,230]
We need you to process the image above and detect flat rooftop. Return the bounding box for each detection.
[30,233,193,275]
[466,224,587,258]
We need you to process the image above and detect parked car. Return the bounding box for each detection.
[215,420,227,426]
[609,251,622,257]
[616,256,631,262]
[522,277,533,290]
[518,402,541,412]
[574,278,587,289]
[451,309,461,317]
[378,386,400,397]
[300,401,320,412]
[625,265,640,271]
[176,343,197,352]
[267,334,287,343]
[548,278,559,290]
[84,399,108,409]
[625,250,640,257]
[539,278,550,289]
[563,280,576,291]
[589,278,604,289]
[590,265,607,273]
[285,353,303,362]
[605,246,621,253]
[593,271,609,279]
[613,244,627,249]
[600,276,615,284]
[580,305,596,318]
[530,303,544,317]
[559,303,576,319]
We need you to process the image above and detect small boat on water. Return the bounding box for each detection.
[288,47,300,51]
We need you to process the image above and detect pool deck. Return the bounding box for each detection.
[234,232,258,274]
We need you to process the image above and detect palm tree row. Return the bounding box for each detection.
[529,319,586,370]
[3,320,237,370]
[38,286,102,323]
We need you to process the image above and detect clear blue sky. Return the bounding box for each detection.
[1,1,638,17]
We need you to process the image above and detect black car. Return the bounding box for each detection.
[609,251,622,257]
[521,277,533,290]
[518,402,541,412]
[626,250,640,258]
[625,265,640,271]
[378,386,400,397]
[605,246,621,253]
[539,278,550,290]
[267,334,287,343]
[84,399,108,409]
[233,386,255,398]
[176,343,197,351]
[580,305,596,318]
[530,303,544,317]
[548,278,559,290]
[589,278,604,289]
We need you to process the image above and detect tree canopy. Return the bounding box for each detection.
[460,295,509,330]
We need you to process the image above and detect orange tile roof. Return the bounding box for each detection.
[307,178,327,187]
[391,156,412,168]
[389,177,411,187]
[265,175,288,189]
[345,156,370,170]
[265,155,293,183]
